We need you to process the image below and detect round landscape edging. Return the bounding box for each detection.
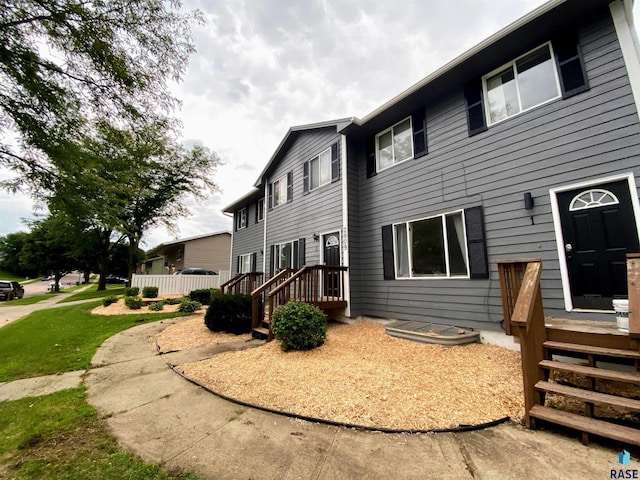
[172,366,511,434]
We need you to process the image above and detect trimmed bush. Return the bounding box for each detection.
[124,286,139,297]
[204,294,252,334]
[178,299,201,313]
[142,286,158,298]
[189,288,222,306]
[163,297,185,305]
[124,295,143,310]
[102,296,118,307]
[149,301,164,311]
[271,301,327,351]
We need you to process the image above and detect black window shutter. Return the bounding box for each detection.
[303,161,310,194]
[464,78,488,137]
[366,136,377,178]
[412,107,428,158]
[233,212,237,232]
[251,252,257,272]
[287,171,293,203]
[464,206,489,279]
[297,238,306,268]
[236,256,240,273]
[268,183,273,210]
[552,33,589,99]
[331,143,340,181]
[381,225,395,280]
[292,240,299,269]
[269,245,275,277]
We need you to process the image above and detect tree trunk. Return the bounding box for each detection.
[97,229,112,291]
[127,235,140,282]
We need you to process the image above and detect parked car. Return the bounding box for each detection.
[105,275,127,284]
[0,280,24,301]
[174,268,217,275]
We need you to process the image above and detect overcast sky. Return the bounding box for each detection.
[1,0,639,249]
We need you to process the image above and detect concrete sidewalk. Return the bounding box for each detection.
[81,319,627,480]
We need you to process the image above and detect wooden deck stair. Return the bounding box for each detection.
[497,257,640,448]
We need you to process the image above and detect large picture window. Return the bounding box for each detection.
[484,43,560,125]
[376,117,413,171]
[394,211,469,278]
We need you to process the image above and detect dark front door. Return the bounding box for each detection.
[557,180,639,310]
[323,233,340,297]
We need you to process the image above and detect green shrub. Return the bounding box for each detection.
[124,296,143,310]
[163,297,184,305]
[102,296,118,307]
[178,299,201,313]
[204,294,252,334]
[271,301,327,351]
[149,301,164,311]
[189,288,222,305]
[141,286,159,298]
[124,286,139,297]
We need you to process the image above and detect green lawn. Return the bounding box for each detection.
[0,301,189,382]
[59,284,126,303]
[0,388,200,479]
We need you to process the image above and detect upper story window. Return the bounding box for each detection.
[236,207,247,230]
[310,147,331,190]
[376,117,413,171]
[269,172,292,209]
[484,43,560,125]
[256,198,264,222]
[176,249,183,261]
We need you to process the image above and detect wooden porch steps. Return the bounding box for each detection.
[539,360,640,384]
[543,341,640,361]
[535,380,640,411]
[529,405,640,446]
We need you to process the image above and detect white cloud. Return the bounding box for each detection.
[2,0,639,250]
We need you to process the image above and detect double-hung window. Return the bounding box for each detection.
[256,198,264,222]
[376,117,413,171]
[309,147,331,191]
[236,207,247,230]
[239,254,253,273]
[394,211,469,278]
[274,241,294,270]
[272,176,288,207]
[484,43,560,125]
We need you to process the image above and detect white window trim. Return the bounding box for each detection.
[549,173,640,312]
[482,41,562,127]
[236,207,247,230]
[274,240,295,270]
[257,198,264,222]
[375,116,414,173]
[272,175,287,208]
[239,253,253,273]
[392,209,470,280]
[309,146,332,192]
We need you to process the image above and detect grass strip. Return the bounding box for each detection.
[0,387,200,479]
[59,285,126,303]
[0,301,188,382]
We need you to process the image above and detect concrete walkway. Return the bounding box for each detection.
[79,319,627,480]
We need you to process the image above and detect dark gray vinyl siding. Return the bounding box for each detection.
[348,12,640,330]
[266,128,344,272]
[231,201,264,273]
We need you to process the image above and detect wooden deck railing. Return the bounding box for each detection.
[628,254,640,339]
[496,259,546,427]
[267,265,348,323]
[221,272,264,295]
[250,268,293,330]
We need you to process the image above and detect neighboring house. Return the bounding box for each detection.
[225,0,640,334]
[139,231,231,274]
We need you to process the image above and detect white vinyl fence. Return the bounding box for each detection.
[131,272,231,295]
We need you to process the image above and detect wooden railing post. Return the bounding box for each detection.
[628,254,640,339]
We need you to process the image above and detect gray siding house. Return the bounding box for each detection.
[224,188,265,274]
[224,0,640,335]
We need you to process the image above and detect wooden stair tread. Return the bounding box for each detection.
[539,360,640,384]
[535,380,640,411]
[529,405,640,446]
[252,327,269,335]
[543,341,640,359]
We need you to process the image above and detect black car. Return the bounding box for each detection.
[0,280,25,301]
[174,268,217,275]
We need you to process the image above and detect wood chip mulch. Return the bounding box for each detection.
[176,321,525,431]
[156,315,251,353]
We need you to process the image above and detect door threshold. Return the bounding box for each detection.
[571,308,615,314]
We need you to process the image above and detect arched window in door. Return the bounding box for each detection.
[569,189,619,211]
